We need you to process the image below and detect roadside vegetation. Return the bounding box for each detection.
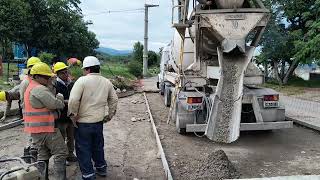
[264,77,320,95]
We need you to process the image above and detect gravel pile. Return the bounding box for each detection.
[191,150,240,180]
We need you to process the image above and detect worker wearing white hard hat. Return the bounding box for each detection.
[68,56,118,179]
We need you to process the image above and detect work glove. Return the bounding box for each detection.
[103,115,111,123]
[70,114,79,128]
[56,93,64,101]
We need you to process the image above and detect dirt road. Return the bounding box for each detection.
[0,94,164,180]
[146,93,320,179]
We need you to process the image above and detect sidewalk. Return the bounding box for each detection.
[281,95,320,131]
[140,77,159,92]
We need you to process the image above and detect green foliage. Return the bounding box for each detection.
[97,52,131,63]
[147,66,160,77]
[0,0,99,59]
[39,52,56,64]
[294,0,320,61]
[100,63,136,80]
[69,65,82,81]
[132,42,143,63]
[148,51,159,67]
[0,0,32,42]
[128,60,143,77]
[258,0,320,84]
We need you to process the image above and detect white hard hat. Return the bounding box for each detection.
[82,56,101,69]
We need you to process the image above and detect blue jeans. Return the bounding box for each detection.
[75,122,107,180]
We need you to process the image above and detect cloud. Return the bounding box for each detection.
[80,0,172,51]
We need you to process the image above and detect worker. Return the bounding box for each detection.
[53,62,77,164]
[23,62,68,180]
[68,56,118,180]
[0,85,21,121]
[19,57,42,108]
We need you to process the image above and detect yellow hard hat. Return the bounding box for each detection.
[0,91,6,101]
[30,62,54,77]
[53,62,68,73]
[27,57,41,68]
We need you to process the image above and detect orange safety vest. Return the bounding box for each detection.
[23,80,55,133]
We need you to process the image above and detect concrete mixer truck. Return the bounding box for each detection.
[157,0,293,143]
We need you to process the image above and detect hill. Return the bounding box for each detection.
[96,47,132,56]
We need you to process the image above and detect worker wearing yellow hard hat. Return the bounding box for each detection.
[0,91,6,102]
[53,62,68,74]
[24,62,68,179]
[53,62,78,163]
[27,57,42,69]
[30,62,54,77]
[20,57,42,110]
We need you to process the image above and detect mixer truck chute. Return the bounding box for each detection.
[158,0,293,143]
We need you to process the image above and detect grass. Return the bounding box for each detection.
[101,63,136,80]
[147,66,160,77]
[263,76,320,95]
[0,63,20,91]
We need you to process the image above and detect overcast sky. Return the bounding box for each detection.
[80,0,173,52]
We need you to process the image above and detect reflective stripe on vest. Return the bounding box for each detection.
[23,80,55,134]
[24,122,55,127]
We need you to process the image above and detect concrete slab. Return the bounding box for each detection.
[235,175,320,180]
[140,77,160,92]
[280,95,320,132]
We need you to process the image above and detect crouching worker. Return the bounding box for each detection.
[23,62,68,180]
[0,85,21,121]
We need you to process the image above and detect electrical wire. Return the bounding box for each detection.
[193,88,212,137]
[84,8,144,16]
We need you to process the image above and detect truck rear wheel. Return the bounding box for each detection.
[160,83,165,95]
[176,114,186,134]
[164,87,172,107]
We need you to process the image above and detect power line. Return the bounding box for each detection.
[84,8,144,16]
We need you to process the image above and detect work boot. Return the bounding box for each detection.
[95,167,107,177]
[37,160,49,180]
[53,159,67,180]
[30,147,38,163]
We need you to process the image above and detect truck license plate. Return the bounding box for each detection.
[263,101,279,108]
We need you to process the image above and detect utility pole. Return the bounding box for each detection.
[143,3,159,77]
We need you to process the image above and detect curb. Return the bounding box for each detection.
[286,116,320,132]
[143,93,173,180]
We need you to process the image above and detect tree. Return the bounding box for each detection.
[0,0,32,58]
[258,0,317,84]
[148,50,159,67]
[132,42,143,62]
[39,52,56,64]
[294,0,320,61]
[15,0,99,58]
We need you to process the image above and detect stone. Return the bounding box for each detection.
[156,152,161,159]
[131,117,137,122]
[159,135,165,140]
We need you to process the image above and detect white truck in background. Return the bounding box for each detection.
[157,0,293,143]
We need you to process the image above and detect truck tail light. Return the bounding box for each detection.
[263,95,279,101]
[187,97,203,104]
